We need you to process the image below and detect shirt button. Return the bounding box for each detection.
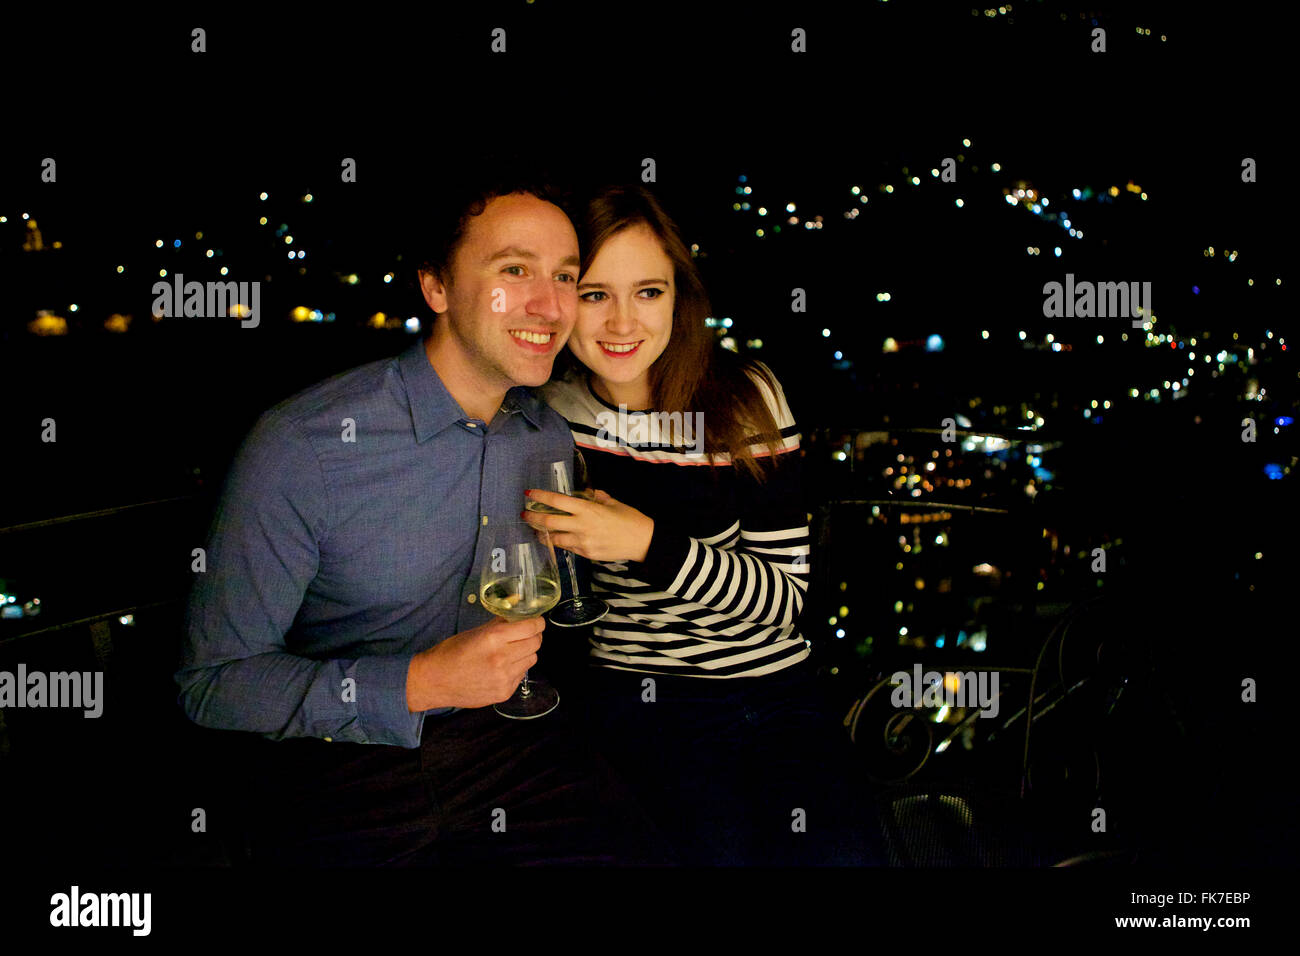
[467,593,477,604]
[481,515,488,525]
[465,422,477,429]
[323,737,332,742]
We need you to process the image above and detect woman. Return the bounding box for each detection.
[528,184,884,865]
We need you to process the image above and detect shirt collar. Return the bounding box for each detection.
[398,337,547,441]
[501,385,547,430]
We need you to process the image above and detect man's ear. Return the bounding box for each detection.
[419,269,449,314]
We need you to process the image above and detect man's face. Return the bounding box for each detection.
[421,193,580,389]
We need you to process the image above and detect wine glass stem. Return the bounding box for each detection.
[519,671,531,697]
[561,548,581,599]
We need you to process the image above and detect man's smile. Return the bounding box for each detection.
[508,328,557,351]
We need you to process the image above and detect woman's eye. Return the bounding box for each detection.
[580,291,607,302]
[639,288,665,299]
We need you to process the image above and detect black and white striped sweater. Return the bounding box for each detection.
[539,366,811,678]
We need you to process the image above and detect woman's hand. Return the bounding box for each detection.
[521,489,655,564]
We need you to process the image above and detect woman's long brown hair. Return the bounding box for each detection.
[565,184,787,482]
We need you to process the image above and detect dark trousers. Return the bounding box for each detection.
[236,698,669,866]
[576,662,890,866]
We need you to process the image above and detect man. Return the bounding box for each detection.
[176,170,663,865]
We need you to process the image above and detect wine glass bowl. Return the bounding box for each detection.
[525,452,610,627]
[480,520,561,719]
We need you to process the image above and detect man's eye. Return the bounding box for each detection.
[503,265,525,276]
[556,273,577,283]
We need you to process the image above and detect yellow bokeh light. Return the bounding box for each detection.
[29,312,68,335]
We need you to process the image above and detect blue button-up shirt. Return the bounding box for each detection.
[176,337,573,748]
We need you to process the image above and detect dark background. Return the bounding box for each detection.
[0,0,1291,931]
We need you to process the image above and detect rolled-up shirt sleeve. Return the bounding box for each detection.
[176,410,424,748]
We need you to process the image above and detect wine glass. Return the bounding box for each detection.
[479,520,562,719]
[524,450,610,627]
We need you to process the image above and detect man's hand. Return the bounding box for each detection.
[406,615,545,712]
[521,488,655,563]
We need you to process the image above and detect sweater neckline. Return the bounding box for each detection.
[584,371,654,415]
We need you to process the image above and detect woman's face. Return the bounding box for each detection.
[569,223,674,406]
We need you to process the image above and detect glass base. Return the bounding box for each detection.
[547,596,609,627]
[494,679,559,719]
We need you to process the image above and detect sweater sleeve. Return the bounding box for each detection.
[630,368,809,629]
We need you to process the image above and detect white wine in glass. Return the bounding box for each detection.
[480,575,563,619]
